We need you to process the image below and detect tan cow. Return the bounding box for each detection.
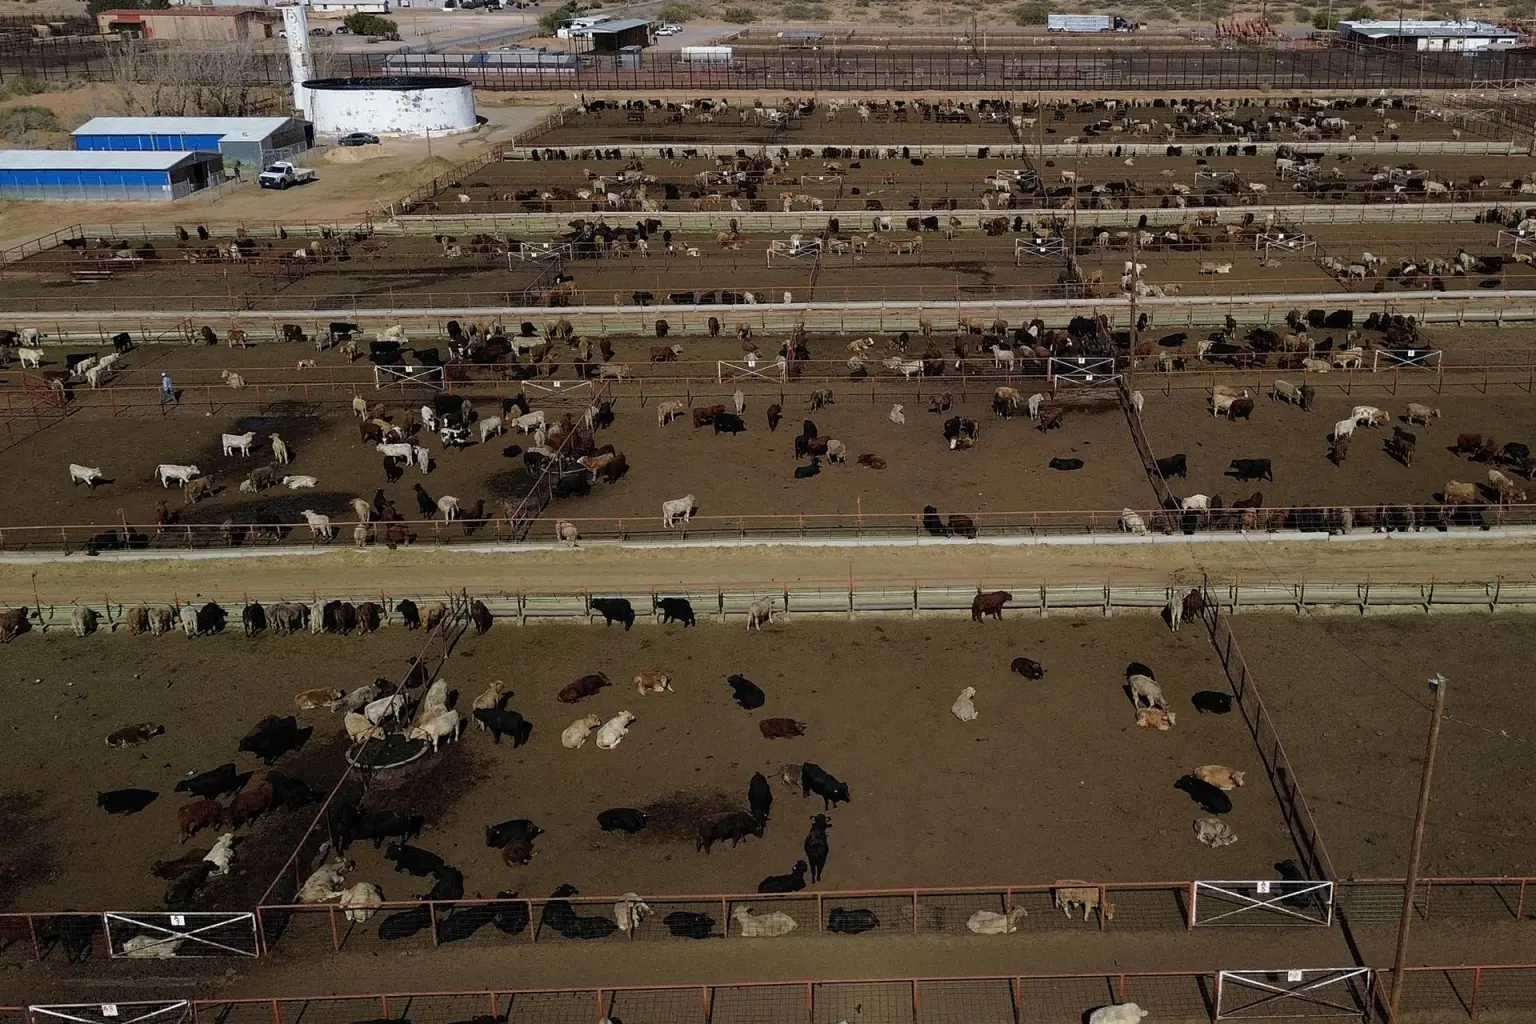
[1194,765,1247,790]
[1135,707,1177,730]
[295,687,345,710]
[635,670,674,694]
[1052,880,1114,921]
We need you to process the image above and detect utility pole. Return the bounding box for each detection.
[1388,673,1449,1024]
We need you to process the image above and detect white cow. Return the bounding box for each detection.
[662,494,696,528]
[221,431,255,457]
[1118,509,1148,535]
[203,833,236,875]
[614,893,652,934]
[514,411,546,434]
[300,510,334,540]
[377,442,414,460]
[1180,494,1211,512]
[282,475,318,489]
[270,434,291,464]
[478,416,503,443]
[1333,417,1357,440]
[966,907,1027,934]
[561,714,603,749]
[951,686,978,722]
[68,463,105,488]
[595,711,635,750]
[1027,393,1045,419]
[406,709,461,752]
[156,464,199,488]
[746,598,773,632]
[1128,673,1167,709]
[1088,1003,1149,1024]
[437,496,460,522]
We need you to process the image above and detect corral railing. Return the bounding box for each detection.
[1200,582,1339,884]
[7,502,1536,556]
[21,965,1536,1023]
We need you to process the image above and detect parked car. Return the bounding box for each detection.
[656,22,681,34]
[310,26,332,35]
[337,132,381,147]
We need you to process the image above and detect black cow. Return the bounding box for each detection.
[922,505,948,537]
[237,715,310,766]
[1228,458,1273,482]
[1156,453,1188,478]
[827,908,877,934]
[728,673,765,710]
[1048,457,1084,471]
[485,818,544,847]
[713,412,746,435]
[589,597,635,630]
[242,601,266,637]
[1010,657,1045,679]
[597,808,648,833]
[266,770,321,809]
[338,807,425,850]
[800,763,850,809]
[419,865,464,903]
[383,843,446,876]
[396,599,420,630]
[1191,690,1233,714]
[174,762,247,800]
[473,708,532,747]
[804,813,832,883]
[1175,775,1233,815]
[748,772,772,826]
[654,596,695,627]
[96,788,158,815]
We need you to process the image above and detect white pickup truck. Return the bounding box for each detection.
[258,162,316,190]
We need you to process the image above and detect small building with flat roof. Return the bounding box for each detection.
[583,18,650,52]
[1336,18,1521,51]
[95,7,279,40]
[72,116,312,170]
[0,149,226,201]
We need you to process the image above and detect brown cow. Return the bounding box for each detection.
[125,605,151,635]
[0,607,30,643]
[759,718,806,739]
[598,453,628,484]
[558,672,611,703]
[1454,433,1483,456]
[151,848,213,878]
[178,799,224,841]
[1330,433,1350,465]
[502,836,534,866]
[929,392,953,413]
[1180,589,1206,623]
[106,723,164,748]
[971,590,1012,622]
[651,343,680,361]
[470,599,492,636]
[766,404,783,432]
[693,404,726,428]
[949,514,978,538]
[356,602,382,634]
[857,453,887,469]
[1038,407,1065,432]
[1443,480,1478,505]
[225,781,275,829]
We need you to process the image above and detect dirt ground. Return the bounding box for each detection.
[0,629,422,914]
[1137,391,1536,511]
[1235,614,1536,879]
[0,615,1292,918]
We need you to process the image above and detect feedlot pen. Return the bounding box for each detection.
[2,606,1535,944]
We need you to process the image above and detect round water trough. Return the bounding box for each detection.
[303,75,476,137]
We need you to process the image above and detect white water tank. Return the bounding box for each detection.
[302,76,477,137]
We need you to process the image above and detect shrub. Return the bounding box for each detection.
[1311,9,1339,25]
[657,1,699,20]
[536,2,577,33]
[721,4,757,21]
[343,12,398,37]
[1010,0,1050,23]
[0,105,61,141]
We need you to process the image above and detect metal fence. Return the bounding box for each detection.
[19,966,1536,1023]
[1201,584,1339,884]
[9,38,1536,91]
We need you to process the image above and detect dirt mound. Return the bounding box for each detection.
[638,789,740,846]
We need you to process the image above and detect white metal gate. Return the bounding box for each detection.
[1015,237,1067,263]
[1374,347,1441,370]
[104,912,258,958]
[1191,880,1336,927]
[1215,968,1372,1020]
[1049,356,1119,386]
[767,238,822,266]
[30,1003,190,1024]
[717,359,783,383]
[373,364,444,390]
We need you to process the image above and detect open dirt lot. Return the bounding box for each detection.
[1137,391,1536,511]
[1235,614,1536,879]
[0,615,1292,919]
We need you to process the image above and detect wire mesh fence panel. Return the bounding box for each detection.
[27,914,104,965]
[1121,974,1218,1023]
[0,917,35,963]
[1471,967,1536,1019]
[0,1009,26,1024]
[915,978,1015,1024]
[1391,969,1474,1022]
[709,984,808,1024]
[820,894,917,937]
[389,993,502,1024]
[633,898,726,941]
[1335,883,1429,925]
[1017,975,1127,1023]
[602,988,707,1024]
[1101,886,1189,930]
[914,890,1008,934]
[724,896,821,938]
[503,991,596,1024]
[194,1003,278,1024]
[813,982,913,1024]
[278,995,402,1024]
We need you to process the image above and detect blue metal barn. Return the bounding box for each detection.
[71,116,312,170]
[0,150,227,201]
